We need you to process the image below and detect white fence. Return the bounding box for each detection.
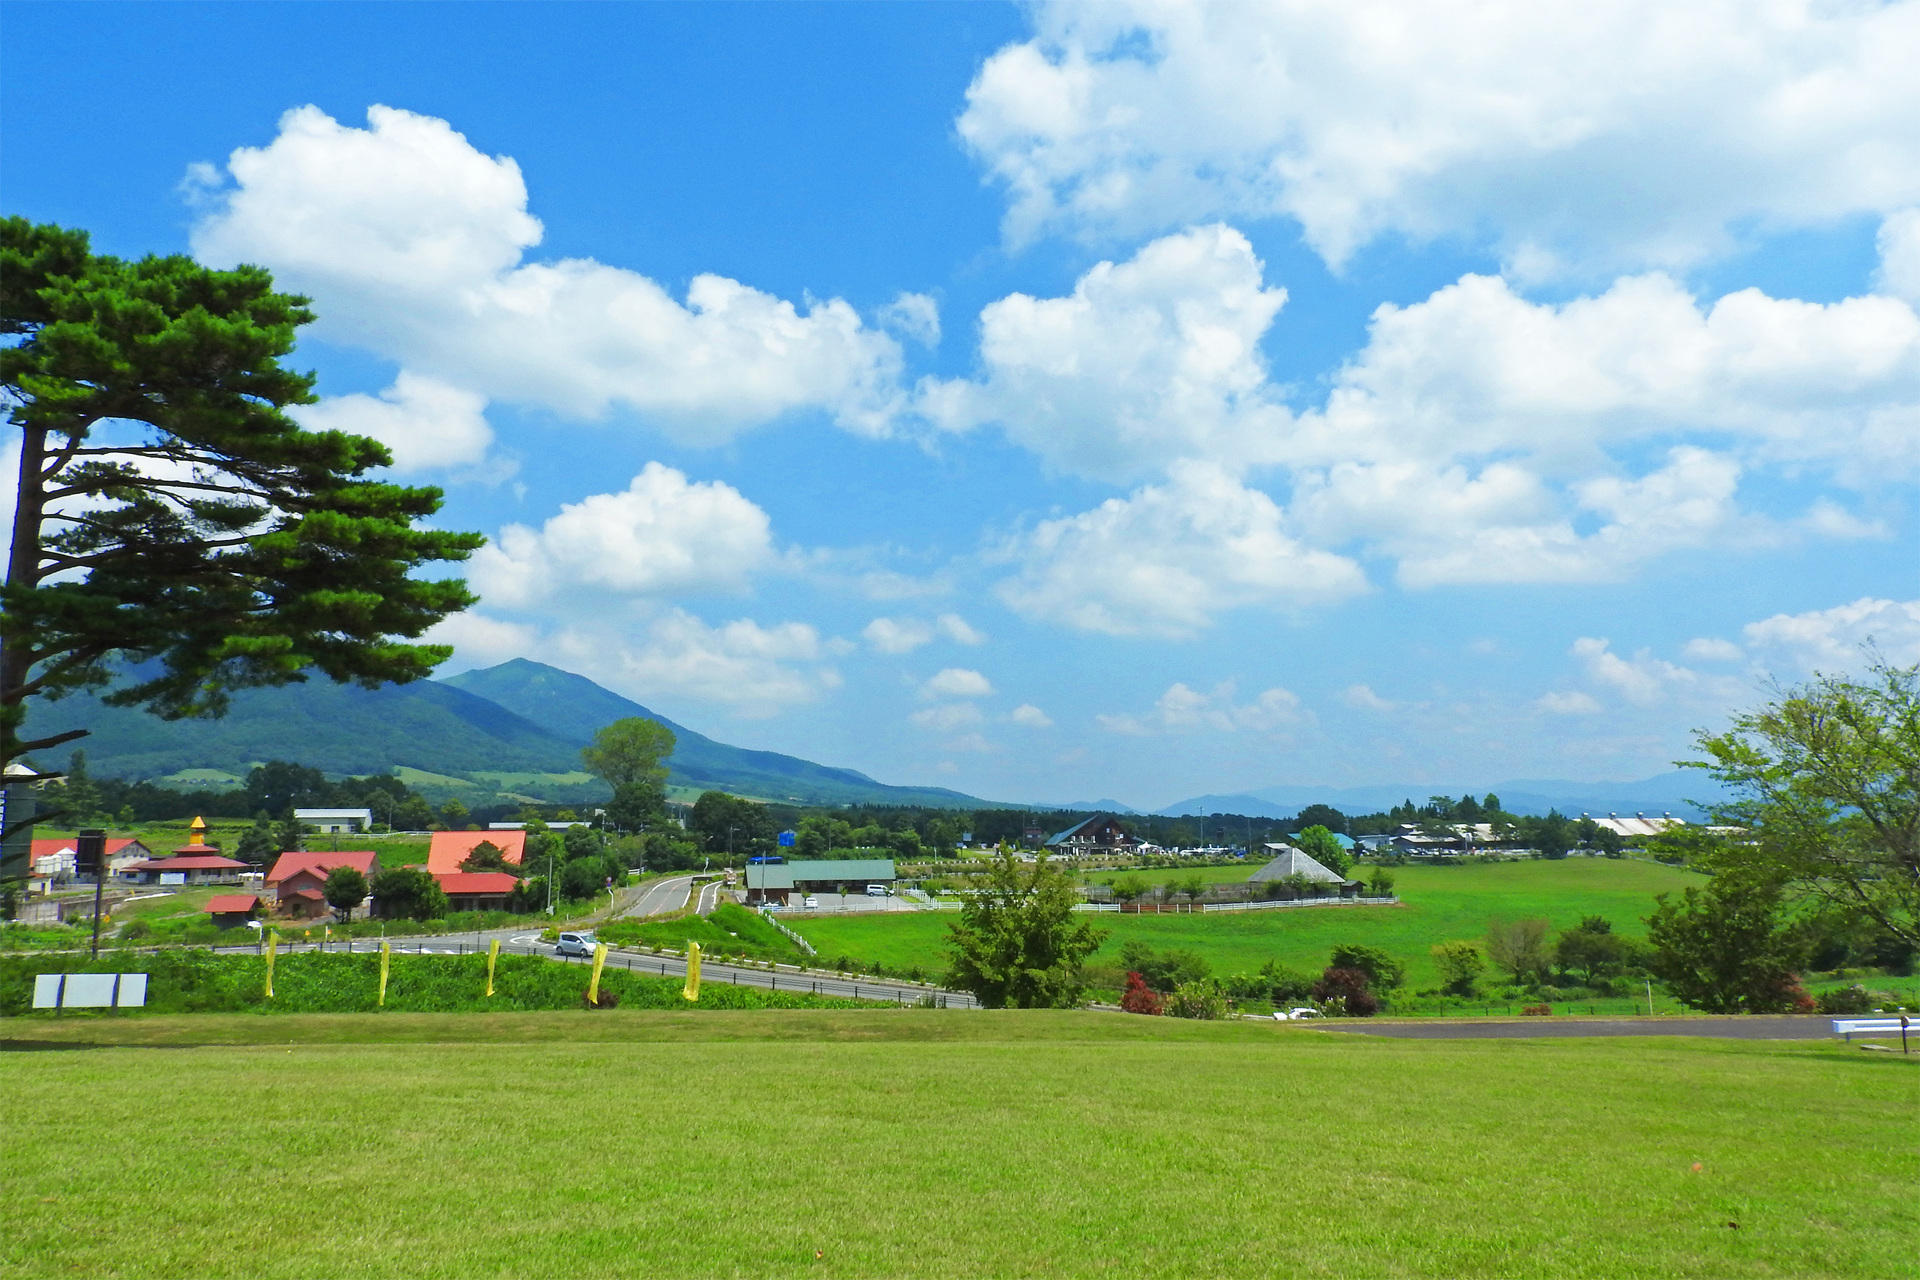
[758,909,818,955]
[1203,895,1399,912]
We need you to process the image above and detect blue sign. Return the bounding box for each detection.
[777,830,796,847]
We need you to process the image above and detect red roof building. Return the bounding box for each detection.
[204,894,263,928]
[30,837,154,879]
[437,871,521,912]
[426,830,527,876]
[265,851,381,917]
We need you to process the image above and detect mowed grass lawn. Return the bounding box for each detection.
[3,1011,1913,1278]
[800,859,1707,988]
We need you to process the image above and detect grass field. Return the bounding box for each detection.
[798,859,1709,990]
[3,1010,1913,1278]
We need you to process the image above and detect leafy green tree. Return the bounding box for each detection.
[561,857,609,901]
[1179,873,1208,903]
[945,846,1107,1008]
[1257,959,1317,1004]
[1553,916,1642,985]
[392,794,435,832]
[1486,918,1552,984]
[457,840,516,874]
[1292,804,1348,834]
[1118,940,1210,993]
[1329,943,1405,990]
[245,761,329,819]
[1110,873,1149,904]
[1430,942,1485,995]
[438,800,469,831]
[1645,872,1809,1013]
[606,780,666,833]
[581,717,675,791]
[53,749,103,825]
[1366,868,1396,897]
[272,816,308,854]
[235,816,277,869]
[322,865,368,922]
[369,866,448,921]
[1687,659,1920,950]
[1293,824,1353,875]
[0,219,481,784]
[691,791,772,857]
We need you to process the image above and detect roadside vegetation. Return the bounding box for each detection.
[0,949,871,1016]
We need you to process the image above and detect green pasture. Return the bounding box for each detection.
[3,1011,1913,1278]
[803,858,1709,990]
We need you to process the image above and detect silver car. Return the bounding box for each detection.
[554,931,598,958]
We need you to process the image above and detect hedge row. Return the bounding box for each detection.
[0,950,872,1017]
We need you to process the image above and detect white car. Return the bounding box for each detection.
[1274,1007,1322,1021]
[554,931,598,958]
[865,884,889,897]
[803,895,820,909]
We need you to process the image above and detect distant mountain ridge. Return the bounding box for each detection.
[1157,771,1728,822]
[23,657,1006,810]
[442,660,1008,809]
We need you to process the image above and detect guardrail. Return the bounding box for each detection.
[1832,1017,1911,1048]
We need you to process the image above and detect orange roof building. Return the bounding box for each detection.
[426,830,527,876]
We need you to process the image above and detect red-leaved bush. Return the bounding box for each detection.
[1121,970,1165,1015]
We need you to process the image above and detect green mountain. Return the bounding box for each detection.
[23,674,580,780]
[26,658,1004,809]
[442,659,1004,808]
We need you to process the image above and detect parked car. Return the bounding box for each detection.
[1274,1008,1322,1021]
[554,931,598,958]
[803,895,820,909]
[865,884,889,897]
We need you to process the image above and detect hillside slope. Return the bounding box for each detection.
[441,659,1006,808]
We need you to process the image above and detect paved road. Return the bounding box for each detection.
[622,874,697,920]
[1310,1015,1844,1040]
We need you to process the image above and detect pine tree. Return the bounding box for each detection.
[1,219,483,781]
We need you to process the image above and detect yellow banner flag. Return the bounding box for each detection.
[264,930,278,1000]
[683,941,702,1002]
[378,940,391,1008]
[587,941,608,1007]
[486,937,500,998]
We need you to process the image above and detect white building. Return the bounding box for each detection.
[293,808,373,834]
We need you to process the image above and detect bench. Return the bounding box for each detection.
[1831,1017,1910,1044]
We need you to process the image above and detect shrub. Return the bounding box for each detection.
[1330,944,1405,990]
[1312,967,1379,1017]
[1120,971,1164,1015]
[1816,984,1875,1015]
[1164,979,1228,1020]
[1522,1003,1553,1016]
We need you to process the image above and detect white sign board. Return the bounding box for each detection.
[62,973,119,1007]
[160,872,186,885]
[30,972,148,1008]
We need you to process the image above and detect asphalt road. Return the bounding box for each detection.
[621,874,697,920]
[1311,1015,1846,1040]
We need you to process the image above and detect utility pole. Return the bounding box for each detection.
[79,828,106,959]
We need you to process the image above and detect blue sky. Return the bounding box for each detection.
[5,1,1917,808]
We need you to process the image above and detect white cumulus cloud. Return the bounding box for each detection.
[469,463,773,608]
[293,372,503,475]
[1099,680,1307,735]
[960,0,1920,276]
[918,225,1291,483]
[924,668,995,698]
[1009,703,1054,728]
[863,612,985,654]
[191,105,904,443]
[1743,597,1920,670]
[999,461,1367,636]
